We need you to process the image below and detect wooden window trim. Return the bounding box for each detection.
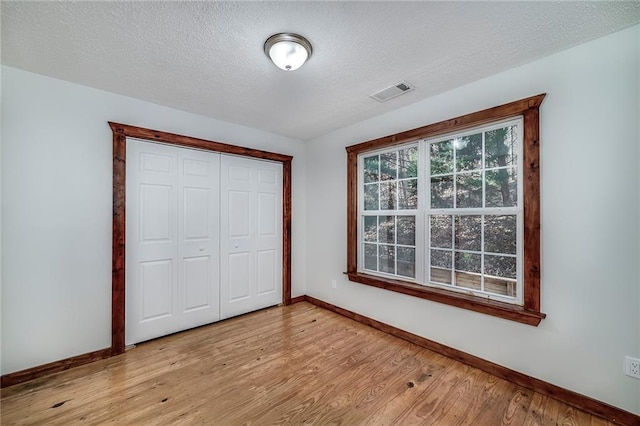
[110,122,293,355]
[345,94,546,326]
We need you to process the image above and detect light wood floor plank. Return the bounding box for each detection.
[0,302,617,425]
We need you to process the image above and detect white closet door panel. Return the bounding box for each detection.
[139,259,174,321]
[228,252,251,301]
[183,255,211,311]
[126,140,179,344]
[176,148,220,329]
[126,139,220,345]
[220,155,282,319]
[257,250,277,295]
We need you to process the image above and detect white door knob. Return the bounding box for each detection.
[199,247,204,251]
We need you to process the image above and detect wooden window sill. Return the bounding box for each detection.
[346,272,545,326]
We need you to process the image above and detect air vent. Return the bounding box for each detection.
[370,80,415,102]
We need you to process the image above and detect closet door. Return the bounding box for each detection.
[126,139,220,345]
[220,155,283,319]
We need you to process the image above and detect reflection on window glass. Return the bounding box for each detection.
[363,216,377,242]
[398,147,418,179]
[397,216,415,246]
[486,169,517,208]
[455,133,482,172]
[486,126,517,168]
[485,254,516,279]
[398,179,417,209]
[378,216,395,244]
[431,141,453,175]
[380,182,397,210]
[430,215,452,249]
[379,244,395,274]
[484,215,516,254]
[397,247,415,278]
[455,215,482,252]
[456,172,482,208]
[364,156,379,183]
[431,175,454,208]
[380,152,397,181]
[364,243,377,271]
[364,184,379,210]
[430,249,452,284]
[455,251,481,274]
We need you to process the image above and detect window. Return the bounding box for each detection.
[361,146,418,279]
[346,95,546,326]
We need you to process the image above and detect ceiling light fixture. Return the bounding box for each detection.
[264,33,313,71]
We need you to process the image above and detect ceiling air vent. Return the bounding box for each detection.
[370,80,415,102]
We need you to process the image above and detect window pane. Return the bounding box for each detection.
[379,245,395,274]
[397,247,415,278]
[431,175,453,208]
[378,216,395,243]
[486,168,517,208]
[456,172,482,208]
[430,141,453,175]
[363,216,377,242]
[430,249,452,284]
[364,183,379,210]
[380,182,397,210]
[485,126,517,168]
[398,179,417,209]
[364,155,379,183]
[430,215,452,249]
[485,276,516,297]
[455,133,482,172]
[485,254,516,279]
[455,215,481,252]
[455,250,482,292]
[455,271,481,291]
[380,152,397,181]
[455,251,481,274]
[364,243,377,271]
[397,216,415,246]
[484,215,516,254]
[398,147,418,179]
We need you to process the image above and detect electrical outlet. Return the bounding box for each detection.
[624,356,640,379]
[331,279,337,289]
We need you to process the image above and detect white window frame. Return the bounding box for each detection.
[357,118,524,305]
[357,143,422,282]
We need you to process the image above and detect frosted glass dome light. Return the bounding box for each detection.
[264,33,313,71]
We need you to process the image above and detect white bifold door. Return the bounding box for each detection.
[126,139,283,345]
[220,155,283,319]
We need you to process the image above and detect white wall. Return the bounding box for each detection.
[0,66,307,374]
[306,25,640,413]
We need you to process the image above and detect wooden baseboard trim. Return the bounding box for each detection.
[290,295,306,304]
[1,348,112,388]
[303,295,640,426]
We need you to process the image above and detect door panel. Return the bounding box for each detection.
[257,193,276,236]
[183,256,211,311]
[139,259,174,321]
[183,188,210,239]
[228,252,251,301]
[126,139,220,345]
[228,191,251,237]
[257,250,277,295]
[220,155,282,319]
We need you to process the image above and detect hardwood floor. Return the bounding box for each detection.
[1,302,614,425]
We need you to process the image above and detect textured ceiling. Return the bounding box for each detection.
[2,1,640,141]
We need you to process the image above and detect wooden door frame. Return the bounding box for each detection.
[110,122,293,355]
